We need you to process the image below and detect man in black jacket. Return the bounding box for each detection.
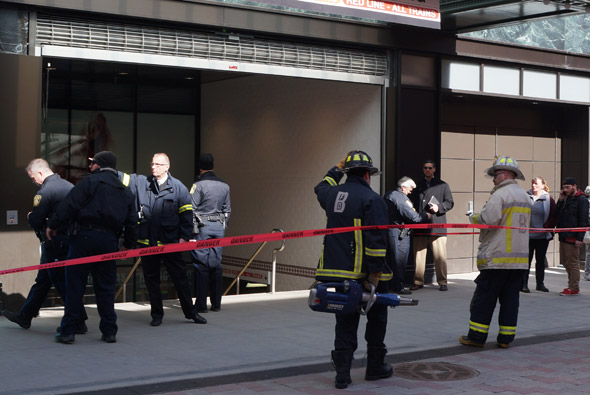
[315,150,393,389]
[2,159,87,332]
[410,160,454,291]
[47,151,138,344]
[556,177,589,296]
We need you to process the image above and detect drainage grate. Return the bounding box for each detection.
[394,362,479,381]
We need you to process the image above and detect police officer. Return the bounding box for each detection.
[47,151,138,344]
[190,153,231,313]
[315,150,393,389]
[2,159,87,332]
[134,153,207,326]
[384,177,430,295]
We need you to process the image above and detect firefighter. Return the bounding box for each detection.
[460,156,531,348]
[133,153,207,326]
[314,150,393,389]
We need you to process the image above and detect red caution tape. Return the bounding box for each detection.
[0,223,587,277]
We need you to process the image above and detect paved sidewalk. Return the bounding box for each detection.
[1,267,589,394]
[163,334,590,394]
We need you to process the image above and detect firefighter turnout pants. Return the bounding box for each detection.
[467,269,525,345]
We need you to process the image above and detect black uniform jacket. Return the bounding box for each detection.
[48,169,138,248]
[133,173,193,246]
[314,166,391,282]
[28,173,73,236]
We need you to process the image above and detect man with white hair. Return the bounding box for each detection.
[2,159,87,333]
[384,177,430,294]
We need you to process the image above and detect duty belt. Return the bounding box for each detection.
[203,213,223,222]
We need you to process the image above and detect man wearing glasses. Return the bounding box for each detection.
[410,160,454,291]
[134,153,207,326]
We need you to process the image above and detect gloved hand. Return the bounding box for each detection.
[336,154,349,170]
[363,271,382,292]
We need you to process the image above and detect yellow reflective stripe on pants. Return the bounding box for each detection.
[499,325,516,335]
[469,320,489,334]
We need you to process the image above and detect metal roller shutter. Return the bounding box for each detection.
[35,14,389,85]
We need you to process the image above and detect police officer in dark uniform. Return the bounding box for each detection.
[2,159,87,332]
[314,150,393,389]
[47,151,137,344]
[384,177,430,294]
[133,153,206,326]
[190,153,231,313]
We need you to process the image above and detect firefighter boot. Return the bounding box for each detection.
[365,346,393,381]
[331,350,353,389]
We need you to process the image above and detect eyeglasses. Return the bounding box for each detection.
[151,162,168,167]
[493,171,507,178]
[423,166,433,170]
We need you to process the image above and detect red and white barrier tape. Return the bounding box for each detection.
[0,223,586,277]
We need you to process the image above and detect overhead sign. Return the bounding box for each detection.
[187,0,440,29]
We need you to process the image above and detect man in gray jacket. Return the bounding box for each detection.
[190,153,231,313]
[384,177,430,295]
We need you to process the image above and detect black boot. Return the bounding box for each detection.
[365,346,393,381]
[331,350,353,389]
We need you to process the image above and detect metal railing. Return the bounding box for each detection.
[223,229,286,296]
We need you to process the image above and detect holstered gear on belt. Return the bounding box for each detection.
[193,213,205,234]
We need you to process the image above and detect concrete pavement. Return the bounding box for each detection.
[1,267,589,394]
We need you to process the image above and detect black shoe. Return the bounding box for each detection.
[439,285,448,291]
[192,312,207,324]
[210,306,220,312]
[196,309,208,314]
[536,284,549,292]
[55,333,75,344]
[2,310,31,329]
[396,289,412,295]
[150,317,162,326]
[57,322,89,335]
[410,284,423,291]
[520,285,530,293]
[101,334,117,343]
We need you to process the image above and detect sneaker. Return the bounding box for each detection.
[459,335,484,347]
[585,273,590,281]
[559,288,580,296]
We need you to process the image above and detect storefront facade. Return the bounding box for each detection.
[0,0,589,304]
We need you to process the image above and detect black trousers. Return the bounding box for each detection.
[20,235,69,320]
[142,252,195,320]
[334,301,388,352]
[526,238,549,286]
[60,230,117,337]
[467,269,524,345]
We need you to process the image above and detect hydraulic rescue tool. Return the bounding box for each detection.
[308,280,418,315]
